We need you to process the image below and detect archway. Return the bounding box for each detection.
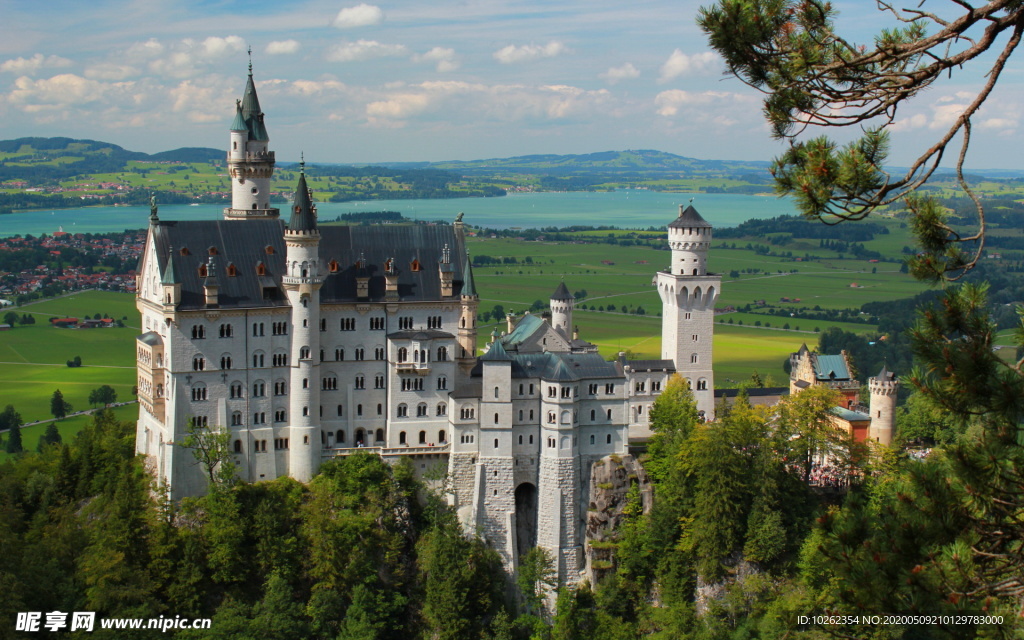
[355,428,365,446]
[514,482,538,562]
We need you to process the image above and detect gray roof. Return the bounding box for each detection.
[137,331,163,346]
[161,247,178,285]
[473,350,621,381]
[551,281,573,301]
[625,359,676,372]
[387,329,454,340]
[149,220,470,310]
[875,365,895,381]
[461,253,477,297]
[480,339,513,362]
[667,204,712,229]
[451,381,482,399]
[831,406,871,422]
[288,169,317,232]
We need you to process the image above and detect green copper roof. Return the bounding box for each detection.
[250,113,269,142]
[161,249,178,285]
[288,166,317,232]
[814,355,851,381]
[461,254,477,297]
[230,101,247,131]
[241,70,262,121]
[480,339,512,362]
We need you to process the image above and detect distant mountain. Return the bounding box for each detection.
[0,137,223,182]
[374,149,773,179]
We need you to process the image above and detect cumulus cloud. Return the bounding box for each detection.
[493,41,566,64]
[890,113,928,132]
[127,39,165,58]
[658,50,718,82]
[980,117,1017,130]
[412,47,459,72]
[289,79,347,96]
[86,63,140,81]
[327,40,407,62]
[148,36,246,79]
[6,74,140,116]
[0,53,72,75]
[266,40,300,55]
[333,3,384,28]
[654,89,746,116]
[600,63,640,85]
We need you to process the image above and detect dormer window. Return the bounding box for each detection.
[265,245,274,255]
[226,263,237,277]
[329,260,339,273]
[410,259,421,272]
[179,247,190,256]
[208,247,218,256]
[294,206,302,214]
[198,264,208,278]
[256,262,266,276]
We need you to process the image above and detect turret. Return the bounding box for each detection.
[667,204,712,276]
[161,247,181,308]
[224,54,279,220]
[439,244,454,297]
[203,256,219,307]
[457,251,479,362]
[868,366,899,445]
[384,257,399,300]
[550,281,574,336]
[281,160,323,482]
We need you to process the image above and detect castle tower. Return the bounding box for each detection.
[457,251,479,366]
[550,281,574,337]
[281,162,323,481]
[225,56,279,220]
[868,366,899,445]
[656,204,720,419]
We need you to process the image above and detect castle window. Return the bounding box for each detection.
[590,434,595,445]
[529,410,534,420]
[607,433,612,444]
[265,245,274,255]
[494,386,499,399]
[370,317,385,330]
[208,246,218,256]
[410,259,421,272]
[375,375,385,389]
[375,429,383,443]
[607,409,612,420]
[337,404,343,416]
[191,384,207,401]
[419,430,427,444]
[191,325,206,339]
[357,404,363,416]
[399,431,407,445]
[355,348,364,361]
[192,357,205,371]
[590,409,595,421]
[180,247,190,256]
[323,376,338,390]
[219,323,233,338]
[227,263,237,277]
[256,262,266,276]
[398,404,408,418]
[303,378,309,389]
[518,410,523,421]
[437,403,447,416]
[691,353,699,364]
[275,410,286,422]
[230,382,243,399]
[329,260,339,272]
[220,355,232,369]
[398,347,408,362]
[377,403,382,416]
[494,413,499,424]
[337,430,345,443]
[494,438,499,449]
[253,381,265,397]
[697,379,708,391]
[437,346,448,361]
[336,348,344,361]
[375,347,385,360]
[234,439,242,452]
[302,407,309,416]
[437,376,447,390]
[439,430,446,443]
[417,403,428,417]
[300,346,311,359]
[198,264,208,278]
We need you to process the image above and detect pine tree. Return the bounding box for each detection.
[5,423,23,454]
[50,389,71,420]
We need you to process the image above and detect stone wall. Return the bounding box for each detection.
[584,454,653,584]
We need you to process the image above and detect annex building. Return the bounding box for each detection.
[134,63,720,584]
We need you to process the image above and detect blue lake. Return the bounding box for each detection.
[0,190,796,237]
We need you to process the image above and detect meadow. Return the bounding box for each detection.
[0,403,136,463]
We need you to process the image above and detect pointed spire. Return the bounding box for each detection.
[241,53,263,123]
[551,281,572,301]
[287,155,317,233]
[161,246,178,285]
[230,99,247,131]
[461,251,477,297]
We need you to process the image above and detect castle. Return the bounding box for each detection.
[133,62,723,585]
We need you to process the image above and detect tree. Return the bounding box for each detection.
[50,389,71,420]
[89,385,117,407]
[517,546,557,617]
[698,0,1022,279]
[36,422,62,452]
[181,417,236,489]
[3,310,17,326]
[2,404,23,454]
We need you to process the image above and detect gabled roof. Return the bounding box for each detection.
[137,331,163,346]
[813,354,852,381]
[503,313,545,347]
[831,406,871,422]
[480,339,512,362]
[551,281,573,301]
[288,167,317,233]
[667,204,712,229]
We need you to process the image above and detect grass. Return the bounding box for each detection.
[0,403,137,463]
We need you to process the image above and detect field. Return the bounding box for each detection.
[0,222,929,427]
[0,291,138,423]
[0,403,136,463]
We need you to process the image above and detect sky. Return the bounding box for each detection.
[1,0,1021,168]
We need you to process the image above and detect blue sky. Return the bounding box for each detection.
[1,0,1020,168]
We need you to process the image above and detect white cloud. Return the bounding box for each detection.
[0,53,72,75]
[658,50,718,82]
[84,63,140,81]
[327,40,408,62]
[600,63,640,85]
[333,4,384,28]
[127,39,164,58]
[979,117,1017,130]
[199,36,246,58]
[890,113,928,132]
[148,36,246,79]
[493,41,566,64]
[289,79,347,96]
[413,47,459,72]
[654,89,745,116]
[266,40,300,55]
[168,79,235,123]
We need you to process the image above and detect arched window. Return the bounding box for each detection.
[398,347,408,362]
[399,431,407,445]
[397,404,408,418]
[375,428,384,443]
[438,430,446,443]
[436,403,447,416]
[233,439,242,452]
[419,430,427,444]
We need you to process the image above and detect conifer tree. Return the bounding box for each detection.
[50,389,71,420]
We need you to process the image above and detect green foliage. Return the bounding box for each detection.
[50,388,71,420]
[517,546,557,616]
[89,384,118,407]
[181,418,237,490]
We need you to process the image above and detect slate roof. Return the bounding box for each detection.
[472,350,621,381]
[461,254,477,297]
[624,358,676,372]
[813,354,852,380]
[149,220,470,310]
[667,204,712,229]
[875,365,895,381]
[387,329,454,340]
[288,169,317,232]
[137,331,163,346]
[161,249,178,285]
[551,281,573,301]
[714,387,789,399]
[480,339,513,362]
[450,381,482,399]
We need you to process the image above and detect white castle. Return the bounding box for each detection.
[133,63,720,584]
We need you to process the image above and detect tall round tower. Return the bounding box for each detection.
[224,56,279,220]
[282,162,323,481]
[550,281,574,336]
[656,204,720,419]
[868,366,899,445]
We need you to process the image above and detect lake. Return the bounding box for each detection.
[0,190,796,237]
